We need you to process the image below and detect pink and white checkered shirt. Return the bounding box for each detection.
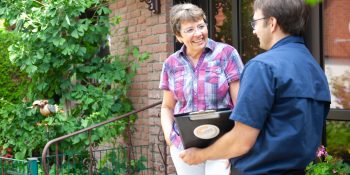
[159,38,243,148]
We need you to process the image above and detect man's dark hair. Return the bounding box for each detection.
[254,0,310,36]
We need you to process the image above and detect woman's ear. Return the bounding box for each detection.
[176,35,183,43]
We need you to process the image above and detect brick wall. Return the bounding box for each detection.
[324,0,350,59]
[109,0,175,174]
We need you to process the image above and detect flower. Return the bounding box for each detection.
[306,145,350,175]
[317,145,328,158]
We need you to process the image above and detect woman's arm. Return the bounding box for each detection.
[160,90,176,146]
[229,80,240,105]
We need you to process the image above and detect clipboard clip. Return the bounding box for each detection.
[189,110,220,120]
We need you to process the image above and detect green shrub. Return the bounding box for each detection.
[326,121,350,163]
[0,30,29,103]
[0,0,149,160]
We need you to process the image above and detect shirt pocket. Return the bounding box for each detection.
[206,66,222,84]
[205,64,229,101]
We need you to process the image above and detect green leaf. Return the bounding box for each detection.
[71,29,79,38]
[48,117,54,125]
[53,58,65,68]
[36,48,44,59]
[58,114,67,121]
[52,37,65,47]
[85,98,94,105]
[81,119,89,127]
[65,15,71,25]
[112,16,122,25]
[62,47,72,55]
[71,136,80,144]
[77,47,86,56]
[15,150,26,160]
[79,66,95,73]
[27,65,38,74]
[140,52,150,61]
[132,47,140,58]
[37,82,48,91]
[130,62,139,72]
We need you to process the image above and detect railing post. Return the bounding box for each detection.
[27,157,38,175]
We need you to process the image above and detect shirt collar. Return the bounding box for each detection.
[178,38,215,57]
[270,35,305,50]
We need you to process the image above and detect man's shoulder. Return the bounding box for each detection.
[251,44,310,65]
[247,51,275,65]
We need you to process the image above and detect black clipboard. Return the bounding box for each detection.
[174,109,234,149]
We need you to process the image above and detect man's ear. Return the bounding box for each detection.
[269,17,278,33]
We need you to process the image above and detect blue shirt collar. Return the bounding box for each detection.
[270,35,305,50]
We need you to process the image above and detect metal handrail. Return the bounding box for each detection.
[41,100,162,175]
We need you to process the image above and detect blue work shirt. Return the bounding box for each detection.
[230,36,331,175]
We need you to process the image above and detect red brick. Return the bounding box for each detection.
[131,39,141,46]
[109,2,117,11]
[152,24,168,34]
[143,35,159,45]
[126,0,135,5]
[146,17,159,26]
[130,10,140,18]
[116,0,126,8]
[158,15,167,24]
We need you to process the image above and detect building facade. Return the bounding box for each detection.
[109,0,350,174]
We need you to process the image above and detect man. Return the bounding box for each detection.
[179,0,331,174]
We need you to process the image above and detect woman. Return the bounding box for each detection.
[159,3,244,175]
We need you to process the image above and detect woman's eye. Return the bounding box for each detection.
[185,29,194,33]
[198,25,205,29]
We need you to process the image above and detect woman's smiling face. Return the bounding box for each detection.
[176,19,208,54]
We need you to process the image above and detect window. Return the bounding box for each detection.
[323,0,350,164]
[323,0,350,110]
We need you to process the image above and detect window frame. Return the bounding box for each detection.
[312,3,350,121]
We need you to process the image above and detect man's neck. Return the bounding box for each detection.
[269,31,290,50]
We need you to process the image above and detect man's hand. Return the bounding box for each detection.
[179,147,205,165]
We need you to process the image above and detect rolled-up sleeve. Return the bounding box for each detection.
[159,62,169,90]
[224,48,244,83]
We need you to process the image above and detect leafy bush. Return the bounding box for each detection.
[0,0,149,159]
[0,30,29,103]
[326,121,350,163]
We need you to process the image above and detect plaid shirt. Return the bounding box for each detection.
[159,38,243,148]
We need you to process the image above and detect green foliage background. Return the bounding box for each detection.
[0,30,29,103]
[0,0,148,160]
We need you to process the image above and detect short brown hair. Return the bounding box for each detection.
[170,3,206,37]
[254,0,310,36]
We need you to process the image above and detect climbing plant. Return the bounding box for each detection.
[0,0,149,159]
